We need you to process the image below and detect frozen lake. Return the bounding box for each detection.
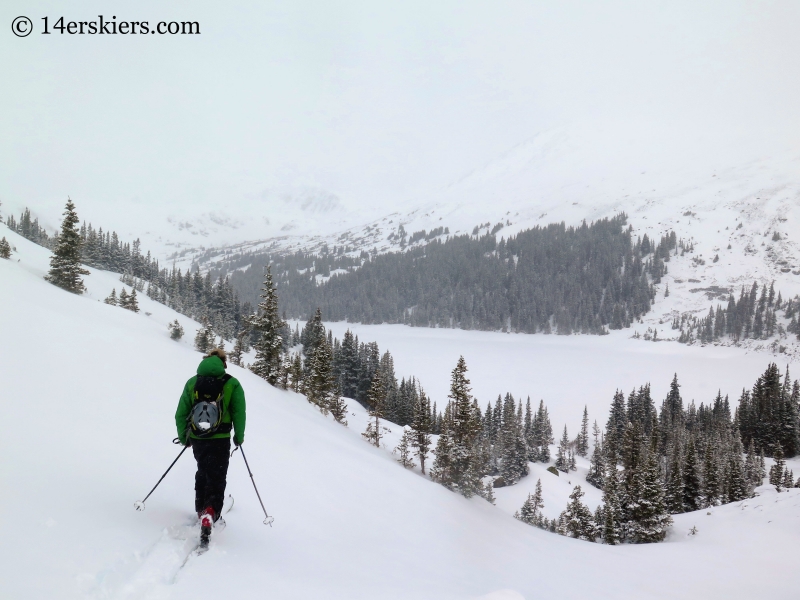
[318,322,795,434]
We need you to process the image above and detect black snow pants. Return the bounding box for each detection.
[192,437,231,519]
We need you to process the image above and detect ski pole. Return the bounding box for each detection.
[238,445,275,526]
[134,443,188,511]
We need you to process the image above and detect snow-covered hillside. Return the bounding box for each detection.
[3,223,800,600]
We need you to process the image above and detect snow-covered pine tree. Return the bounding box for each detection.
[781,468,793,490]
[500,394,529,485]
[362,369,387,447]
[769,444,786,490]
[45,198,89,294]
[568,447,577,472]
[517,493,538,525]
[603,503,620,545]
[118,288,130,310]
[126,288,140,313]
[287,352,304,393]
[168,319,184,340]
[301,307,326,369]
[230,327,249,366]
[702,443,720,506]
[410,387,433,474]
[0,237,11,259]
[104,289,118,306]
[194,322,211,353]
[586,440,605,489]
[249,267,286,385]
[448,357,483,498]
[555,425,570,473]
[395,429,415,469]
[665,442,684,513]
[306,341,339,416]
[682,437,703,512]
[627,449,672,543]
[430,428,454,488]
[562,485,598,542]
[577,406,590,457]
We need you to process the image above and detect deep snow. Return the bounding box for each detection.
[3,224,800,600]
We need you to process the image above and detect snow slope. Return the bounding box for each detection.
[3,223,800,600]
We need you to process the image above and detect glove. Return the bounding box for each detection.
[184,437,193,447]
[234,438,242,448]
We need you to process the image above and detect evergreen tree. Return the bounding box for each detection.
[250,267,286,385]
[665,443,684,513]
[555,426,570,473]
[500,394,529,485]
[577,406,590,457]
[168,319,184,340]
[230,327,249,366]
[586,440,605,489]
[602,461,623,544]
[410,387,433,474]
[362,369,387,447]
[395,429,416,469]
[562,486,598,541]
[306,341,338,415]
[118,288,130,309]
[430,428,454,488]
[194,322,212,353]
[628,450,672,543]
[702,443,720,507]
[287,352,304,393]
[448,357,483,498]
[517,480,545,527]
[0,237,11,259]
[45,198,89,294]
[769,444,786,490]
[104,289,118,306]
[126,288,140,313]
[682,437,703,511]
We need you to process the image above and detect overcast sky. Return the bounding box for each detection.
[2,0,799,242]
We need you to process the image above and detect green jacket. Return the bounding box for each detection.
[175,356,246,445]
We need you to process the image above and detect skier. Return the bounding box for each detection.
[175,348,246,546]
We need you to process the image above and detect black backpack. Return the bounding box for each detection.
[188,374,232,438]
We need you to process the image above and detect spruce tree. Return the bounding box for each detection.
[586,441,605,489]
[602,463,623,544]
[577,406,590,457]
[104,289,118,306]
[682,437,703,511]
[168,319,184,340]
[250,267,286,385]
[517,493,538,525]
[118,288,130,310]
[556,426,570,472]
[395,429,416,469]
[665,443,684,513]
[0,237,11,259]
[45,199,89,293]
[410,388,433,474]
[628,450,672,543]
[562,486,598,541]
[448,357,482,498]
[702,444,720,507]
[306,341,338,415]
[362,369,386,447]
[769,444,785,490]
[126,288,140,313]
[194,322,211,353]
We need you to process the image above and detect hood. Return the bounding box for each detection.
[197,355,226,377]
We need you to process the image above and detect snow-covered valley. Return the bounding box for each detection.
[3,218,800,600]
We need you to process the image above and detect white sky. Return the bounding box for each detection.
[2,1,800,244]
